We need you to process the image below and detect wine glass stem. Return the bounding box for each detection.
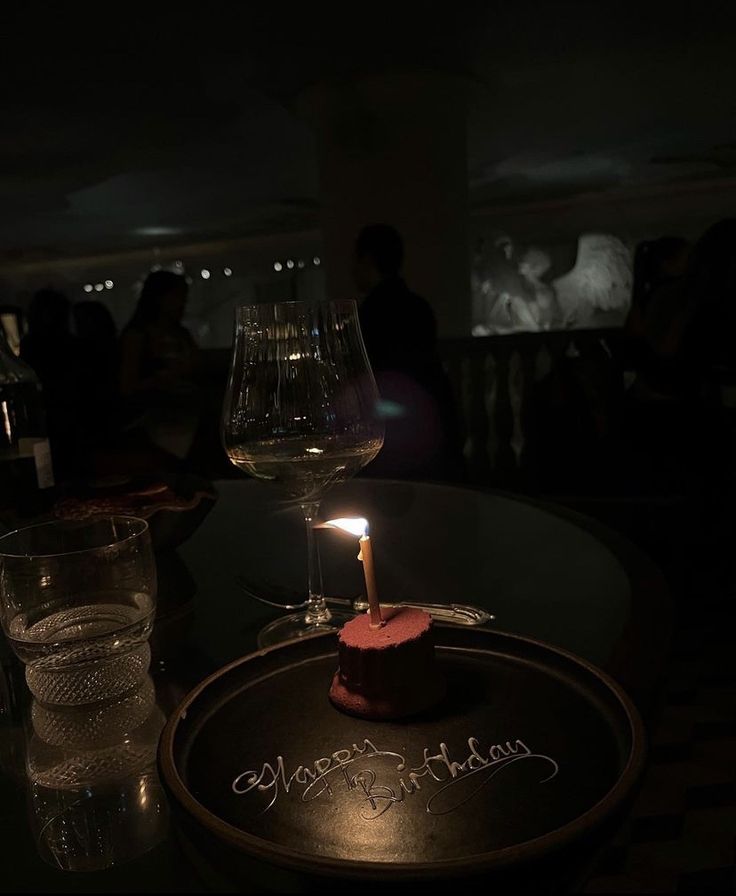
[302,503,330,625]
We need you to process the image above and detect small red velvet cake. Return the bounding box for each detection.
[329,607,445,720]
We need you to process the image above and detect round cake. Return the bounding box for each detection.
[329,607,446,720]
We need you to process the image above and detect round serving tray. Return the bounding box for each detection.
[159,627,645,884]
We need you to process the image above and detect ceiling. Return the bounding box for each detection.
[2,3,736,265]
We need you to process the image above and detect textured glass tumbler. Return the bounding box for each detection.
[0,517,156,706]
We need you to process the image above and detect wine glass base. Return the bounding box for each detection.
[257,609,356,650]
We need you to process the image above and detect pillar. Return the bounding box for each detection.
[299,70,471,337]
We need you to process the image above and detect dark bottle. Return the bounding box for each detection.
[0,332,55,517]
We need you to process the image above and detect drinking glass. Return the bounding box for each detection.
[222,299,383,646]
[0,517,156,705]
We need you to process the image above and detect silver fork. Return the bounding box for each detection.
[234,576,494,626]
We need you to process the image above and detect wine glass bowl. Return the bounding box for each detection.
[222,300,383,646]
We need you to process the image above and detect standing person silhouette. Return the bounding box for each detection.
[353,224,464,481]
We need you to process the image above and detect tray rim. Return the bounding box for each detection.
[158,626,646,880]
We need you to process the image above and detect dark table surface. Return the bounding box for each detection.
[0,479,671,892]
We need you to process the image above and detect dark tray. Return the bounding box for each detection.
[159,627,645,885]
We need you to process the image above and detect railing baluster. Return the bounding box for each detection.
[517,346,538,485]
[492,345,515,481]
[438,328,621,487]
[468,346,492,481]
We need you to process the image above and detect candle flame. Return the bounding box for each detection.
[323,517,368,537]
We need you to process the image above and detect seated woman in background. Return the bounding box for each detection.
[119,271,201,461]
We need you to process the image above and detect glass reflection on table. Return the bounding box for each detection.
[25,675,169,871]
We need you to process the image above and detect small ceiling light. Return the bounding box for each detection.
[104,279,113,289]
[94,283,104,292]
[201,269,211,280]
[174,260,184,268]
[297,259,305,269]
[313,256,321,266]
[223,267,232,277]
[135,226,181,237]
[286,259,295,270]
[274,262,283,272]
[83,284,93,293]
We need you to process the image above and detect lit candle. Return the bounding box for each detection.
[322,517,384,628]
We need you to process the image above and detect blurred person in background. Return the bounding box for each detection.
[622,221,734,496]
[354,224,464,481]
[119,271,201,462]
[20,289,81,479]
[73,301,120,452]
[625,236,690,355]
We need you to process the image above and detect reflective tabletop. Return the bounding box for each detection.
[0,479,670,892]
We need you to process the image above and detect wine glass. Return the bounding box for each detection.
[221,299,384,647]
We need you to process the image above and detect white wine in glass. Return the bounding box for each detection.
[222,299,384,647]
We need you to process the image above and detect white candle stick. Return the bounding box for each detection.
[357,532,383,628]
[322,517,384,628]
